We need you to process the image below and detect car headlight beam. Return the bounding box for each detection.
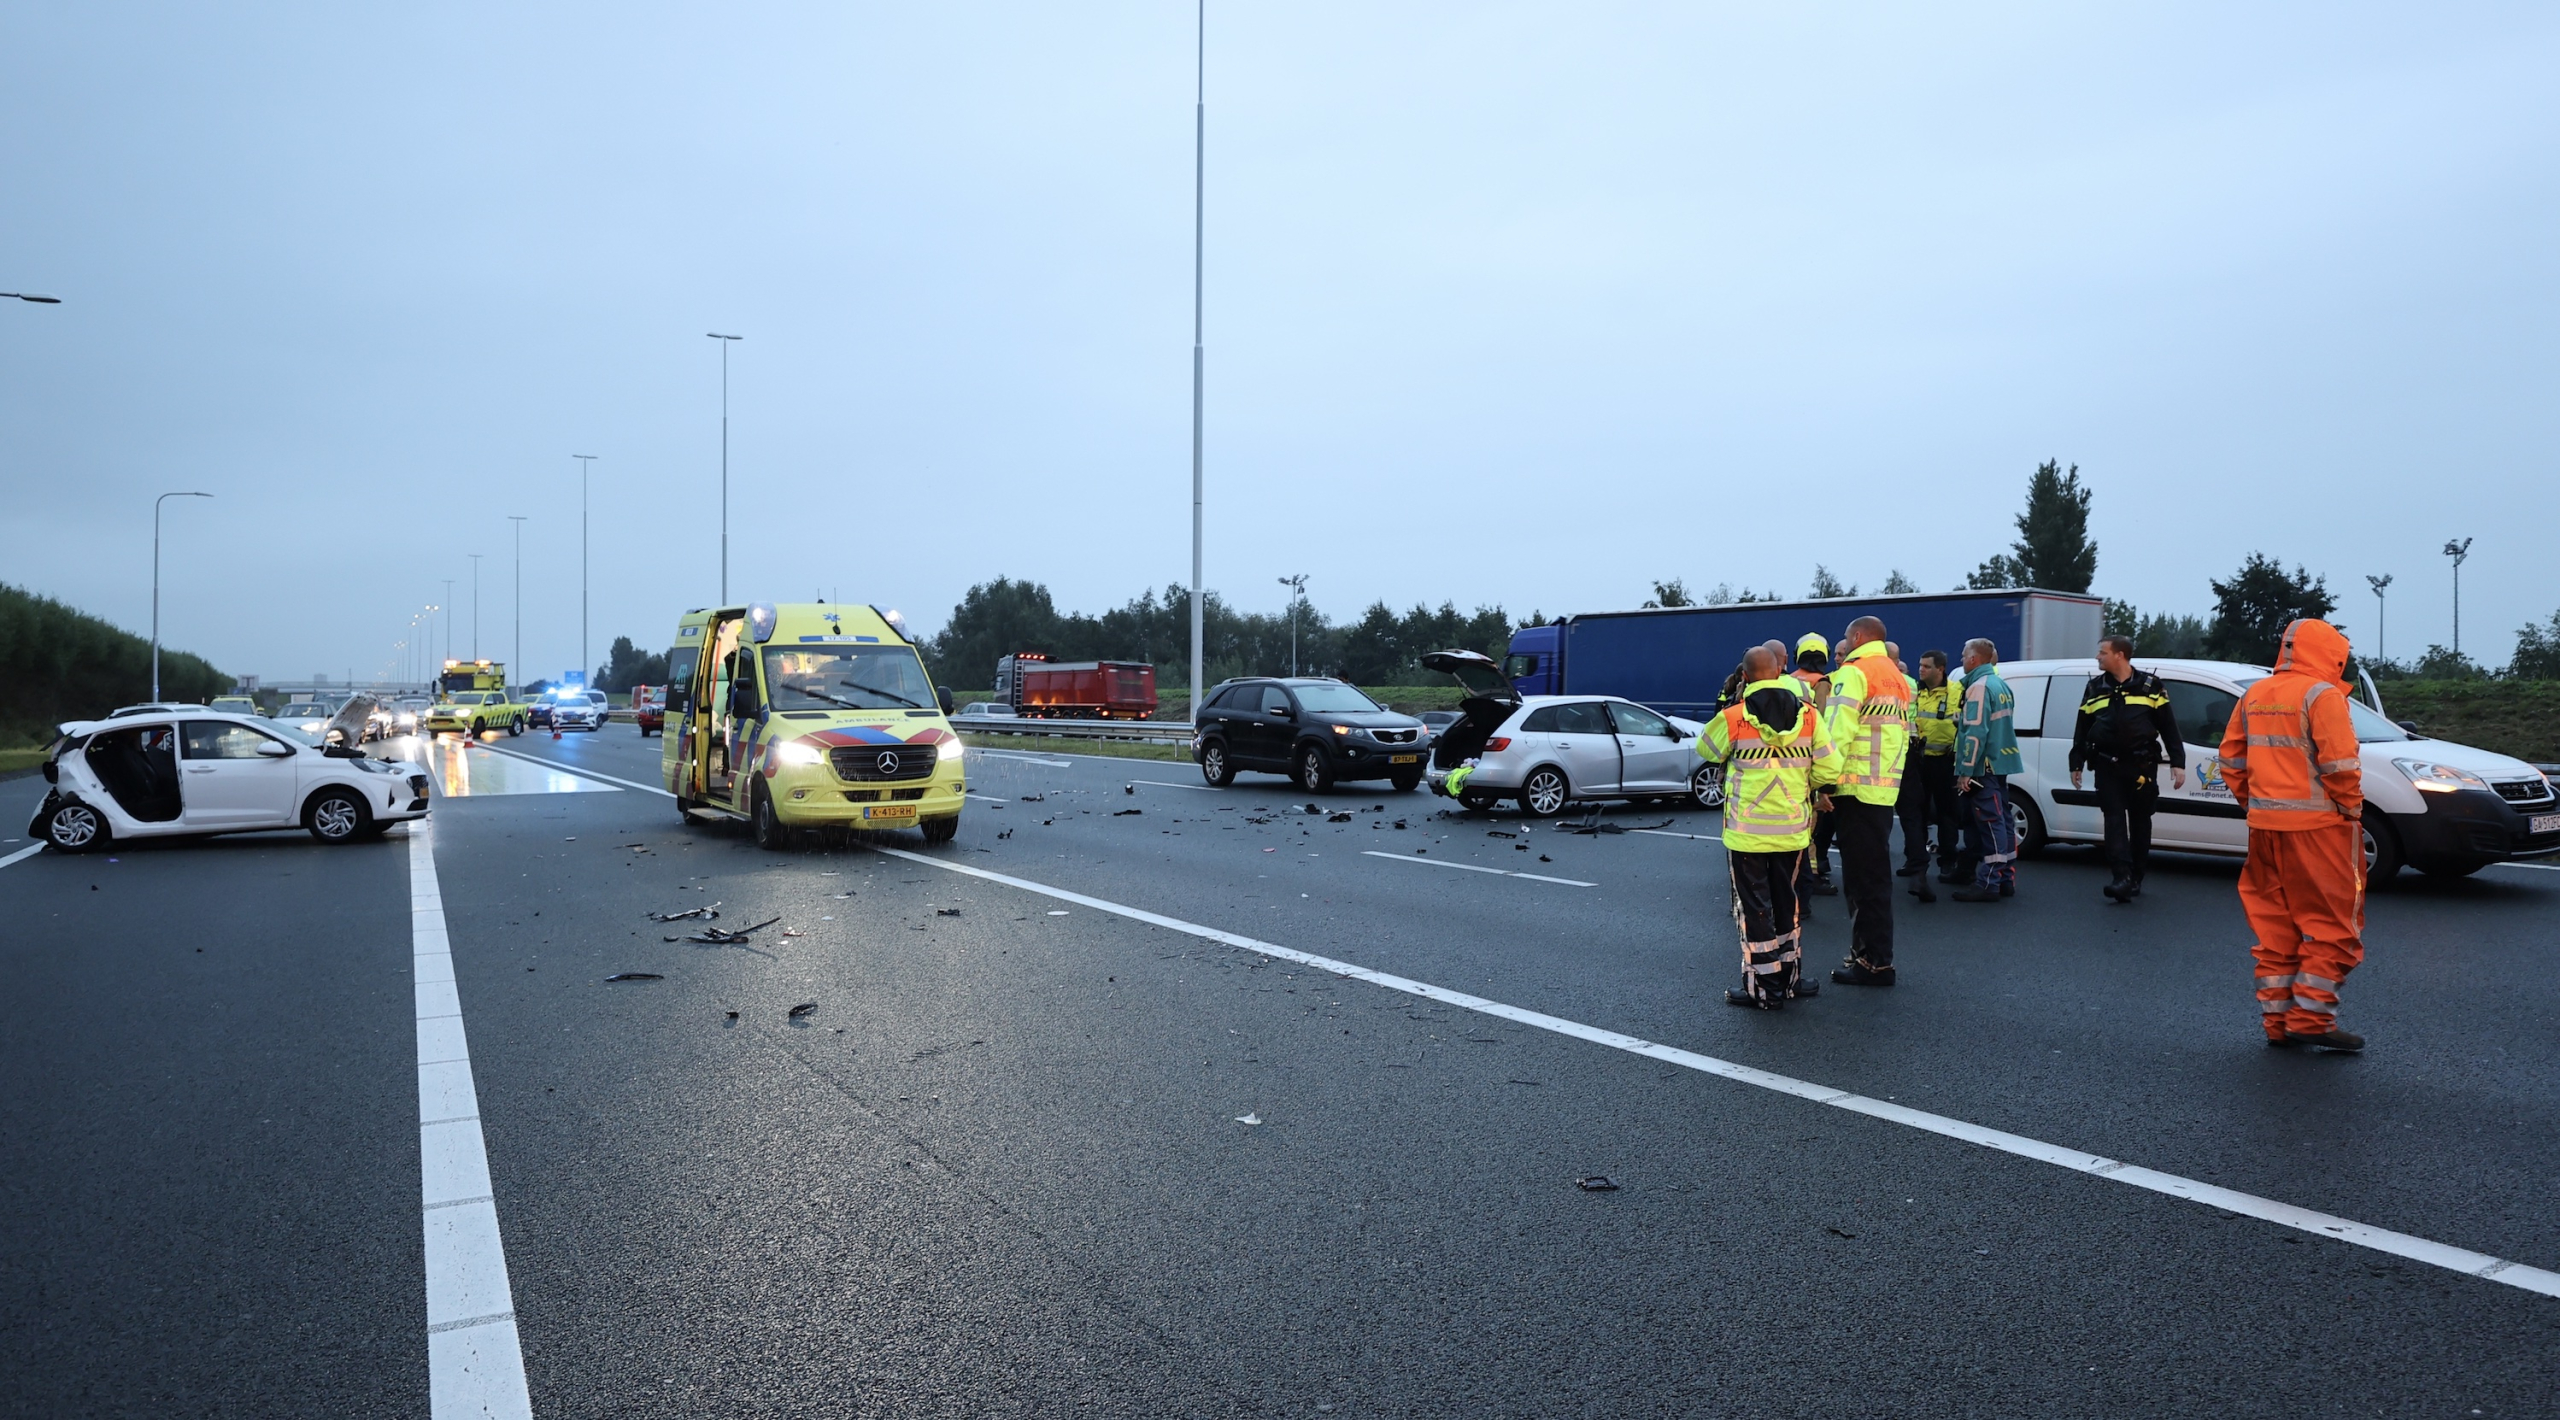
[2394,757,2487,793]
[772,741,826,768]
[937,737,965,760]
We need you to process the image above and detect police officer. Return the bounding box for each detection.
[1898,648,1961,902]
[1790,633,1838,896]
[2068,633,2187,902]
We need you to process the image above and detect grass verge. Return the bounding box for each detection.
[0,745,53,776]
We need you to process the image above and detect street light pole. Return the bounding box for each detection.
[441,582,455,671]
[152,491,213,700]
[574,455,597,680]
[509,516,527,686]
[706,334,742,603]
[1278,574,1307,677]
[2365,574,2392,664]
[2442,538,2472,657]
[469,553,483,660]
[1187,0,1207,724]
[1,292,62,304]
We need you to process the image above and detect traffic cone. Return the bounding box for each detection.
[552,727,562,740]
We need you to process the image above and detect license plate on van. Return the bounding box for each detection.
[2533,813,2560,835]
[863,805,918,822]
[1390,754,1419,764]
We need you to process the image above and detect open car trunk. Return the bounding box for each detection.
[1421,649,1520,770]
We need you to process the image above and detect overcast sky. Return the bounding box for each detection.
[5,2,2554,686]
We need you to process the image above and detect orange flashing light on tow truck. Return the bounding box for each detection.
[660,602,963,848]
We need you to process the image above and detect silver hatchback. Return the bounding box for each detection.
[1420,650,1718,817]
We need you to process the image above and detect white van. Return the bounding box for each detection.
[1990,658,2559,882]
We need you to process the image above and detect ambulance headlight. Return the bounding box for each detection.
[2394,758,2486,793]
[937,737,965,761]
[772,741,826,768]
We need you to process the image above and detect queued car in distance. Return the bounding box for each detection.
[630,685,665,737]
[1421,650,1719,817]
[384,695,434,737]
[208,695,267,717]
[955,702,1018,719]
[425,690,526,737]
[30,703,429,852]
[662,601,963,847]
[1191,677,1431,793]
[1988,657,2560,882]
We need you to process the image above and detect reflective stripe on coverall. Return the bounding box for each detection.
[1698,681,1841,1000]
[2218,618,2366,1038]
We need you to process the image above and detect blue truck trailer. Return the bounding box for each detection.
[1502,589,2104,720]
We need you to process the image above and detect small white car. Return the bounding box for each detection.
[1421,650,1716,816]
[1992,657,2559,881]
[550,691,607,731]
[956,702,1018,719]
[30,704,430,852]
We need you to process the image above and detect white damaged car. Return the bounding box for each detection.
[29,698,431,852]
[1421,649,1719,816]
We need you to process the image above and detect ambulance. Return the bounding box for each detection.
[661,602,964,847]
[425,660,528,737]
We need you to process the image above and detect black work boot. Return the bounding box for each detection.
[2102,876,2132,903]
[1807,875,1839,896]
[1830,961,1896,987]
[2125,875,2144,900]
[2288,1028,2364,1052]
[1908,876,1936,903]
[1725,988,1784,1011]
[1896,862,1924,877]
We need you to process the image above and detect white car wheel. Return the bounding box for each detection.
[307,789,368,844]
[45,801,105,851]
[1690,764,1725,811]
[1520,767,1570,818]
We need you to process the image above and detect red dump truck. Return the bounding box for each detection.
[995,653,1159,719]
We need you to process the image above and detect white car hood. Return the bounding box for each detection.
[2371,734,2544,781]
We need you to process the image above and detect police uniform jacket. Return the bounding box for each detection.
[2068,667,2185,774]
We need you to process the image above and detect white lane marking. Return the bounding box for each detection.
[872,843,2560,1301]
[1631,828,1719,842]
[409,822,535,1419]
[0,843,43,870]
[969,748,1076,767]
[465,740,655,795]
[1128,778,1218,792]
[2488,861,2560,873]
[1360,849,1595,887]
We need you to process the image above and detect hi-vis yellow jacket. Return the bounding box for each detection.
[1823,641,1913,806]
[1697,679,1841,852]
[1909,681,1959,755]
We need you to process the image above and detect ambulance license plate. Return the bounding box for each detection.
[2533,813,2560,835]
[1390,754,1419,764]
[863,805,918,822]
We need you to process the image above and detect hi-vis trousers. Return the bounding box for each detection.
[1727,848,1803,1004]
[2240,820,2366,1039]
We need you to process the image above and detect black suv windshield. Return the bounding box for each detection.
[1288,683,1382,714]
[763,646,936,711]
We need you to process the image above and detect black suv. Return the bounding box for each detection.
[1194,678,1431,792]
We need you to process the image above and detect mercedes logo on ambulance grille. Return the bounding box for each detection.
[876,750,902,775]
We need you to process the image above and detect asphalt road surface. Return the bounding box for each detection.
[5,727,2557,1418]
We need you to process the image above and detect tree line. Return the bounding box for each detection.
[0,582,229,745]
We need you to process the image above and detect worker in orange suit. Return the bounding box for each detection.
[2217,618,2367,1052]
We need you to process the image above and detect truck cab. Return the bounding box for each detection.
[662,602,964,848]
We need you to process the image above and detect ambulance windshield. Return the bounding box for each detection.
[763,646,936,711]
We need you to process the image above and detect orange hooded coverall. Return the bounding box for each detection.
[2217,619,2365,1040]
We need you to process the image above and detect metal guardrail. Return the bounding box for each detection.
[949,713,1195,744]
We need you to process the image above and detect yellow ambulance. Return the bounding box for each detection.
[661,602,964,847]
[425,660,528,737]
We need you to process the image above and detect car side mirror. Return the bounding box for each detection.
[937,686,955,716]
[1666,725,1684,739]
[256,741,294,758]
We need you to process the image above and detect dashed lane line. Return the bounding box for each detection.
[1128,778,1219,792]
[968,749,1075,767]
[409,821,534,1418]
[870,843,2560,1302]
[2489,861,2560,873]
[1359,849,1597,888]
[0,843,43,870]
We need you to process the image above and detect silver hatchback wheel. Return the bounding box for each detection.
[309,791,365,843]
[46,802,102,850]
[1690,764,1725,810]
[1521,767,1570,818]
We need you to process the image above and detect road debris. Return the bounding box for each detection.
[934,907,961,917]
[1020,793,1045,802]
[647,903,722,922]
[1327,812,1353,823]
[1303,804,1323,815]
[1575,1176,1620,1191]
[686,916,782,943]
[1235,1112,1262,1126]
[723,1010,738,1021]
[1539,854,1553,862]
[603,972,663,983]
[1113,808,1143,817]
[1125,784,1137,795]
[996,828,1013,839]
[787,1001,820,1019]
[1393,819,1408,830]
[1488,830,1517,840]
[1826,1226,1857,1239]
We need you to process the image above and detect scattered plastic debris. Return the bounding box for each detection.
[1539,854,1553,862]
[1365,804,1384,812]
[1047,910,1070,916]
[1392,819,1408,830]
[648,903,722,922]
[1113,808,1143,817]
[1303,804,1322,815]
[1488,830,1517,840]
[1020,793,1045,802]
[1826,1226,1857,1239]
[1235,1112,1262,1126]
[787,1001,820,1019]
[1125,784,1136,795]
[934,908,961,917]
[1326,812,1353,823]
[1575,1176,1620,1192]
[996,828,1013,840]
[723,1010,738,1021]
[603,972,663,983]
[687,916,781,944]
[564,837,576,842]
